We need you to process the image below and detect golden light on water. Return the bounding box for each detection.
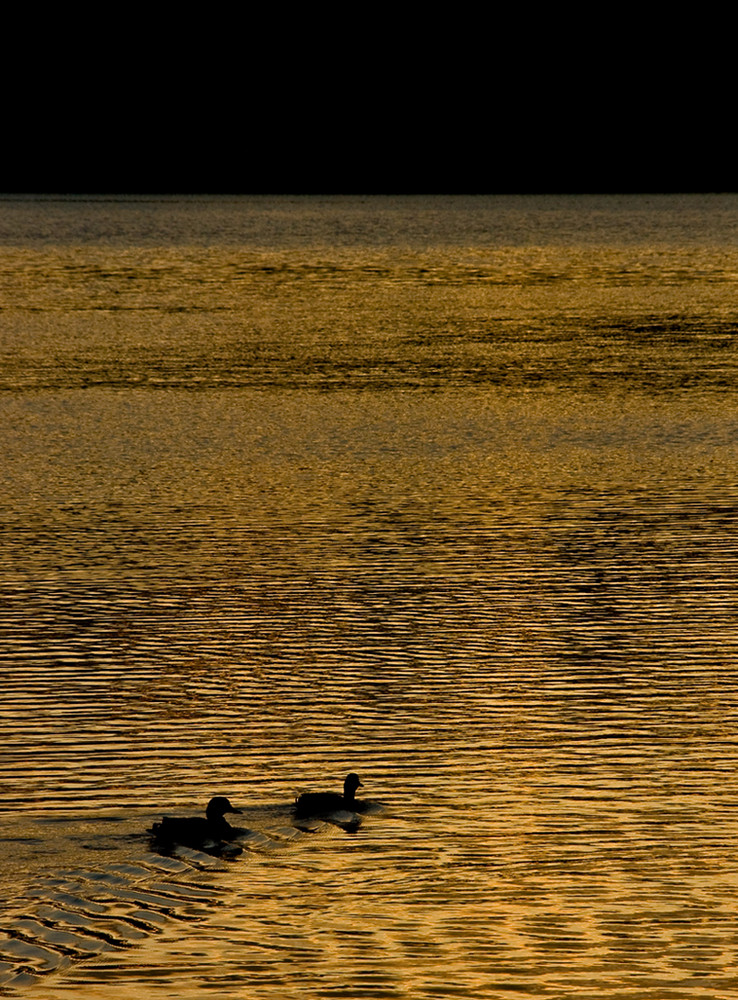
[2,195,738,997]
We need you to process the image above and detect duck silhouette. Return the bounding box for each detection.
[151,796,243,854]
[294,773,367,819]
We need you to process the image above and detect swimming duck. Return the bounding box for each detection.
[151,796,243,853]
[294,773,366,819]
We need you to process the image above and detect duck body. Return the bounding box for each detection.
[151,796,243,853]
[294,773,366,819]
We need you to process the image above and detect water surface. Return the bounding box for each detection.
[1,195,738,998]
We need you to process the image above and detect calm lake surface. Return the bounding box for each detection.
[1,194,738,999]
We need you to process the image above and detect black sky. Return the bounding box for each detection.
[4,27,734,196]
[5,107,732,196]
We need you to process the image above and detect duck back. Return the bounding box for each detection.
[153,815,219,849]
[294,790,345,818]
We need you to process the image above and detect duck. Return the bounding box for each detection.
[294,773,367,819]
[151,796,243,853]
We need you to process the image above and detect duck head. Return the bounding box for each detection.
[205,796,242,821]
[343,773,364,799]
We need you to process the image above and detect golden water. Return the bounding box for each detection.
[1,195,737,998]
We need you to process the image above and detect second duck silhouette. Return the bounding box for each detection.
[294,773,367,820]
[151,796,243,855]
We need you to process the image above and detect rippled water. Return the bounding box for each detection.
[1,194,738,998]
